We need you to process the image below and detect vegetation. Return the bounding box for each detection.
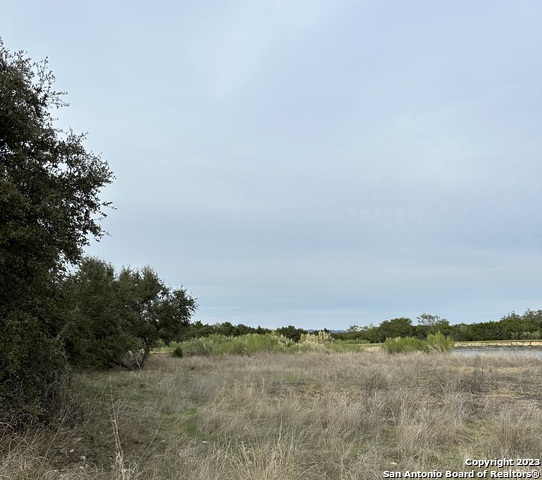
[383,336,430,354]
[62,257,197,370]
[178,333,295,357]
[0,39,113,422]
[383,331,454,354]
[333,310,542,344]
[176,331,374,357]
[0,40,195,426]
[1,37,541,480]
[1,351,541,479]
[426,331,455,352]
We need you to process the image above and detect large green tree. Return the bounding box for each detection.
[0,40,113,421]
[117,264,197,369]
[377,317,414,342]
[63,258,197,370]
[62,258,133,370]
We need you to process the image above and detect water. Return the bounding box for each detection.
[453,347,542,357]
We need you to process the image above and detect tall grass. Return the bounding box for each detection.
[427,331,455,352]
[383,331,455,354]
[177,331,370,357]
[1,350,541,479]
[178,332,295,356]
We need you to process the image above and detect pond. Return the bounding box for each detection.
[453,347,542,357]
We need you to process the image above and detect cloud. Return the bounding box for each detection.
[3,0,540,329]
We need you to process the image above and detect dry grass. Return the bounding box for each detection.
[1,350,542,479]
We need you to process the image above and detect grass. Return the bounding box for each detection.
[383,332,455,354]
[1,350,542,479]
[176,332,375,356]
[177,332,296,356]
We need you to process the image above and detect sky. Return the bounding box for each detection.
[2,1,541,330]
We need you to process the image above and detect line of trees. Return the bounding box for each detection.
[335,310,542,343]
[180,310,542,345]
[182,322,309,343]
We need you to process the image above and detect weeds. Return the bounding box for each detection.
[1,351,541,479]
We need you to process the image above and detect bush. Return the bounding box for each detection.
[297,331,334,352]
[383,337,430,354]
[426,331,455,352]
[172,345,184,358]
[383,332,455,354]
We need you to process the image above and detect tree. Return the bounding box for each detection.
[63,259,197,370]
[416,313,451,337]
[275,325,308,343]
[0,40,113,421]
[377,317,414,342]
[62,258,134,369]
[118,265,197,368]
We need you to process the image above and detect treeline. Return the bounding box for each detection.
[332,310,542,343]
[184,322,308,343]
[183,310,542,345]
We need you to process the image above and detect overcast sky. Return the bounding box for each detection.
[3,1,541,329]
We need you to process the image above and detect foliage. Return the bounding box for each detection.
[383,336,430,354]
[297,330,334,351]
[299,330,333,344]
[377,317,414,342]
[426,331,455,352]
[383,331,455,354]
[0,40,113,423]
[275,325,308,342]
[451,310,542,341]
[182,320,272,339]
[297,330,334,352]
[171,345,184,358]
[179,333,295,356]
[177,332,378,356]
[61,258,136,369]
[416,313,451,337]
[62,257,197,370]
[117,265,196,368]
[335,310,541,345]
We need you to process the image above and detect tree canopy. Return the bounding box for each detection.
[62,257,197,370]
[0,40,114,421]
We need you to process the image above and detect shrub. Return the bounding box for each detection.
[426,331,455,352]
[383,332,455,354]
[172,345,184,358]
[297,331,334,352]
[383,336,430,354]
[299,330,333,345]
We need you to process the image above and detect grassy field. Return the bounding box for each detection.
[2,350,542,479]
